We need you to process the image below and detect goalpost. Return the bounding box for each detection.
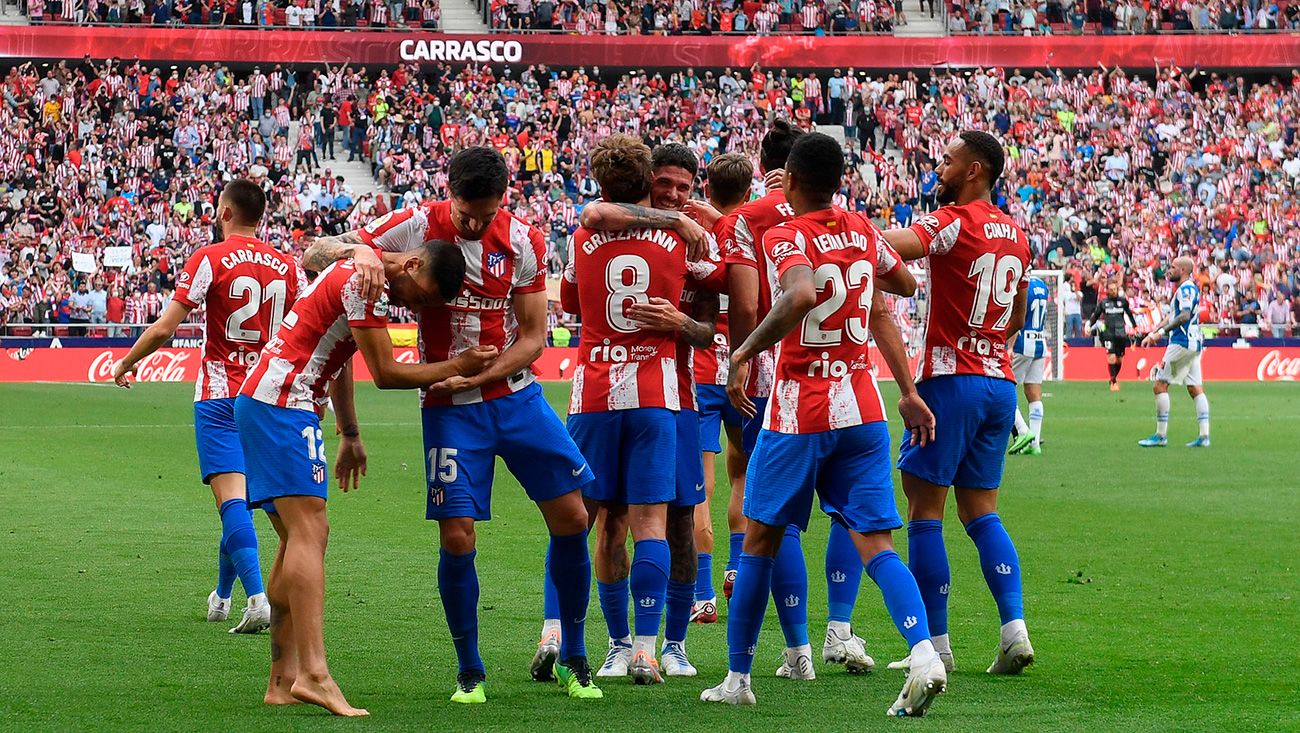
[883,268,1068,380]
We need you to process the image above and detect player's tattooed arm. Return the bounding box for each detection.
[870,290,934,447]
[302,231,386,301]
[627,291,717,349]
[1142,309,1191,345]
[579,203,710,261]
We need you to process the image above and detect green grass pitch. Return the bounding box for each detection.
[1,380,1297,731]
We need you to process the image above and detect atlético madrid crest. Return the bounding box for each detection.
[486,252,507,278]
[312,464,326,485]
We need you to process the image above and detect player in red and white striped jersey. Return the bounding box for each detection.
[299,147,599,702]
[881,130,1035,678]
[113,180,297,635]
[237,240,493,717]
[704,133,943,715]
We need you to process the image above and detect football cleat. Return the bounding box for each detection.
[229,594,270,634]
[1137,434,1168,448]
[722,570,737,601]
[822,627,876,674]
[555,657,604,699]
[1007,432,1035,455]
[451,671,487,704]
[988,635,1035,675]
[700,675,757,705]
[661,641,698,677]
[887,650,955,674]
[775,645,816,680]
[690,598,718,624]
[887,655,947,717]
[206,591,231,622]
[1186,436,1211,448]
[531,628,561,681]
[597,638,633,678]
[1110,382,1121,392]
[629,650,663,685]
[1022,444,1043,456]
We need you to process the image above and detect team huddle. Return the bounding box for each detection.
[122,119,1247,718]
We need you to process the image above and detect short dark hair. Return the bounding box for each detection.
[651,143,698,177]
[759,119,805,173]
[448,147,510,201]
[705,153,753,207]
[591,134,653,204]
[786,133,844,201]
[422,239,467,301]
[221,178,266,225]
[958,130,1006,188]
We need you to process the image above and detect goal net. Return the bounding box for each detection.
[882,268,1067,380]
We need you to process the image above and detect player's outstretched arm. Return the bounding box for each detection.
[881,228,928,261]
[302,231,385,300]
[329,361,367,492]
[869,290,934,447]
[112,300,194,388]
[427,289,547,396]
[352,325,498,389]
[579,202,709,261]
[877,262,917,297]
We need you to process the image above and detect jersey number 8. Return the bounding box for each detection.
[605,254,651,333]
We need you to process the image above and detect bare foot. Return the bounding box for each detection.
[264,681,300,705]
[291,674,369,717]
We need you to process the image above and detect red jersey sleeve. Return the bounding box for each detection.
[876,238,903,278]
[511,224,548,295]
[763,224,812,280]
[173,248,212,309]
[560,255,580,314]
[358,206,430,253]
[719,212,757,269]
[342,270,391,328]
[687,234,728,293]
[909,206,962,256]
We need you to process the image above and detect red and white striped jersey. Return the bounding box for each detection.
[175,234,304,402]
[358,200,547,407]
[761,208,900,434]
[719,192,797,398]
[908,200,1030,383]
[241,261,388,412]
[565,226,689,415]
[692,220,736,388]
[674,244,728,409]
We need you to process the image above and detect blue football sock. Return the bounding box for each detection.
[727,553,775,674]
[965,513,1024,625]
[597,578,630,641]
[665,580,695,644]
[726,532,744,572]
[437,549,484,674]
[547,531,591,660]
[695,552,715,601]
[770,525,809,648]
[630,538,670,638]
[216,545,236,599]
[542,545,561,620]
[866,550,931,649]
[218,499,264,598]
[907,519,950,637]
[825,521,863,624]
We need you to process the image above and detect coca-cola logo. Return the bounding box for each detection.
[88,350,193,383]
[1256,350,1300,381]
[395,348,419,364]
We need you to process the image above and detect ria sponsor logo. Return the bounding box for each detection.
[399,39,523,63]
[957,331,1003,357]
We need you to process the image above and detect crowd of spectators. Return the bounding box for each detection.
[948,0,1300,34]
[20,0,440,29]
[2,57,1299,340]
[488,0,897,34]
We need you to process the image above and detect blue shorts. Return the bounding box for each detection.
[194,398,245,484]
[422,382,593,521]
[744,421,899,534]
[741,395,770,456]
[568,407,676,506]
[673,410,706,508]
[233,395,328,511]
[696,384,744,453]
[897,375,1016,490]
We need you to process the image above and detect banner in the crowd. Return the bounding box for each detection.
[70,252,97,274]
[102,247,133,268]
[3,26,1300,70]
[2,346,1298,383]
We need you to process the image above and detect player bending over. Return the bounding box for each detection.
[702,133,945,716]
[565,135,696,685]
[113,179,302,634]
[882,130,1036,677]
[1008,275,1050,455]
[236,241,495,716]
[566,142,724,678]
[301,147,600,703]
[1138,256,1210,448]
[1088,280,1139,392]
